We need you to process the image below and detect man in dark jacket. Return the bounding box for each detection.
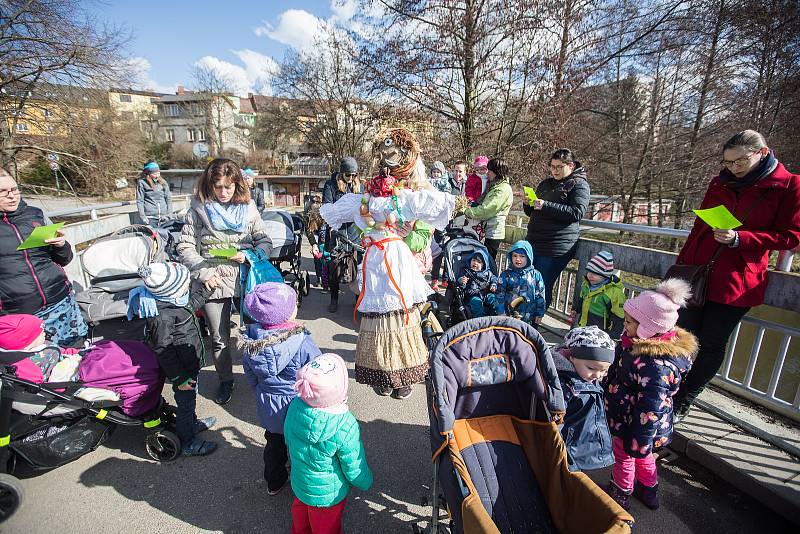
[244,168,265,212]
[523,151,590,308]
[0,168,86,344]
[321,157,363,313]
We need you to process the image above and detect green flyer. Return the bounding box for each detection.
[16,222,65,250]
[209,247,238,258]
[692,205,742,230]
[523,186,538,202]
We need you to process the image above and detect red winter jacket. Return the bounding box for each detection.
[465,173,485,202]
[676,162,800,307]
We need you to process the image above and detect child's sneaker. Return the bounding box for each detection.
[605,480,632,510]
[633,480,659,510]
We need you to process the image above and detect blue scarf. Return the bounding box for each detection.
[205,201,249,232]
[127,286,189,319]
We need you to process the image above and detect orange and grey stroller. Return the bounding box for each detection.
[423,316,633,534]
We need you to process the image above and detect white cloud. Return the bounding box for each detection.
[125,56,176,94]
[330,0,357,22]
[254,9,325,52]
[193,49,276,95]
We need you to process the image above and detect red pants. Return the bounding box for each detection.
[291,497,347,534]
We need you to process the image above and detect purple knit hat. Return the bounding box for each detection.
[244,282,297,327]
[623,278,691,339]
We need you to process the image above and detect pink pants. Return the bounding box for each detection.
[291,497,347,534]
[612,437,658,491]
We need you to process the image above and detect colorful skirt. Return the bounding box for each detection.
[354,306,429,388]
[35,291,88,346]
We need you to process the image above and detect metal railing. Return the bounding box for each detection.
[502,212,800,422]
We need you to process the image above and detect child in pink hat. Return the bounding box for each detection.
[604,279,698,511]
[284,353,372,534]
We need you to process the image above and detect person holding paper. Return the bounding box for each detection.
[0,168,87,346]
[177,158,272,406]
[672,130,800,422]
[523,148,591,309]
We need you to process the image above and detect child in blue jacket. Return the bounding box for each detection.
[496,240,546,325]
[553,326,615,472]
[456,249,498,317]
[240,282,321,495]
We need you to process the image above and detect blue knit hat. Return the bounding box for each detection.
[242,167,256,178]
[143,161,160,173]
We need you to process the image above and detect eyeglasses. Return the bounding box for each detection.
[0,187,20,198]
[721,152,758,168]
[550,164,568,171]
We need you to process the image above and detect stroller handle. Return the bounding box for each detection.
[90,273,143,284]
[335,231,366,254]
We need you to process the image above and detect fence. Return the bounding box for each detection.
[503,211,800,422]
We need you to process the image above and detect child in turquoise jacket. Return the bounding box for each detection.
[496,240,546,325]
[284,353,373,533]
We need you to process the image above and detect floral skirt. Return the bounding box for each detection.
[355,306,429,388]
[34,291,88,346]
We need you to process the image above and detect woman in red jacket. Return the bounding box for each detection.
[673,130,800,421]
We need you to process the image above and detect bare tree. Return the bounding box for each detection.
[0,0,131,171]
[190,64,242,157]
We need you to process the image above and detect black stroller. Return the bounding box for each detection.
[0,349,183,523]
[261,210,310,306]
[440,237,499,327]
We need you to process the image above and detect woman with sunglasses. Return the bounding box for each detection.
[672,130,800,422]
[524,148,591,309]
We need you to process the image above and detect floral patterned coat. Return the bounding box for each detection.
[604,328,697,458]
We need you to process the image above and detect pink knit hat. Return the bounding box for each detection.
[294,353,349,409]
[623,279,691,339]
[0,314,44,350]
[473,155,489,167]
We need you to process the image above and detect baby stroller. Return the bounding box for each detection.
[440,237,498,327]
[0,345,184,522]
[422,316,633,534]
[152,217,186,261]
[261,210,310,306]
[75,224,169,341]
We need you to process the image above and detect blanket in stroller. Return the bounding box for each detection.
[79,340,164,417]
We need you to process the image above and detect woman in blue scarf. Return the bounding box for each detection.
[177,158,272,405]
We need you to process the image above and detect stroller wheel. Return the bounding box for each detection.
[145,430,181,462]
[0,473,23,523]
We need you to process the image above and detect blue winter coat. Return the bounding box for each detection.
[604,328,697,458]
[496,240,546,322]
[240,323,321,433]
[456,250,498,298]
[553,349,613,471]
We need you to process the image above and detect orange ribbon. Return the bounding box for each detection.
[353,236,410,325]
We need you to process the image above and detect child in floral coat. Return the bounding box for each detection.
[604,279,697,511]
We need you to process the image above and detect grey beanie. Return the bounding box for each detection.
[339,157,358,174]
[562,325,616,363]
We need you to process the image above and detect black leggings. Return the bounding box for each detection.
[675,300,750,410]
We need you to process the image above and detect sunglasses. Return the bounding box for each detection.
[343,173,357,177]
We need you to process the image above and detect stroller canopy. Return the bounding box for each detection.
[81,225,167,292]
[444,237,498,280]
[261,210,299,260]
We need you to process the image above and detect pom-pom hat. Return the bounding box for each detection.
[623,278,691,339]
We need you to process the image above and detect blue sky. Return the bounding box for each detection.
[90,0,357,94]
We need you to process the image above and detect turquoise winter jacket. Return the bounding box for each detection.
[284,397,373,507]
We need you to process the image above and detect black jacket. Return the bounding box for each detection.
[250,185,265,212]
[524,168,590,257]
[0,201,74,314]
[144,291,208,386]
[321,172,362,251]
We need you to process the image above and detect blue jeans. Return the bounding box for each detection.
[467,294,498,318]
[531,244,577,309]
[172,378,199,447]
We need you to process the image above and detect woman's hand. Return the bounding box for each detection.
[204,274,222,291]
[312,244,320,256]
[532,199,544,210]
[45,229,67,248]
[713,229,737,245]
[230,251,246,264]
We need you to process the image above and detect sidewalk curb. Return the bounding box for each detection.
[671,423,800,526]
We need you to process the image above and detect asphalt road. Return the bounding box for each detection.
[3,260,793,533]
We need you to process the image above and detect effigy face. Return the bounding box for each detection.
[373,128,420,173]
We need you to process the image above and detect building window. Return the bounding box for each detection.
[119,94,132,103]
[44,109,53,118]
[191,103,202,115]
[187,128,196,142]
[47,125,56,134]
[197,128,206,141]
[15,123,29,132]
[166,129,175,142]
[165,104,180,117]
